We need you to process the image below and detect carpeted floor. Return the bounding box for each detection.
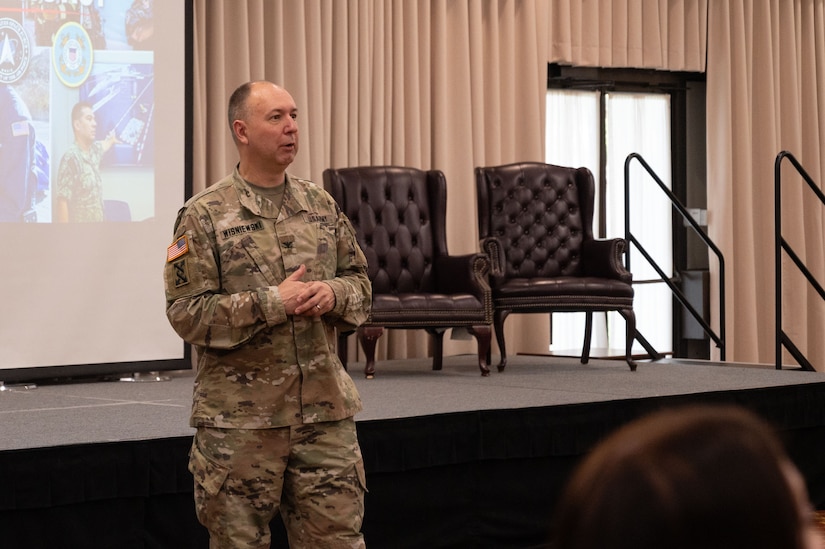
[2,354,823,452]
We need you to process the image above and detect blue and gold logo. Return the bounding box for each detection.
[52,21,93,88]
[0,18,31,84]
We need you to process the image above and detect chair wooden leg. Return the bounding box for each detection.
[467,325,492,376]
[358,326,384,379]
[581,312,593,364]
[427,329,446,371]
[620,308,637,371]
[494,309,509,372]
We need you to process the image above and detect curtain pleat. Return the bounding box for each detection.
[547,0,707,72]
[707,0,825,368]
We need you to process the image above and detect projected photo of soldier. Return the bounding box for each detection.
[54,101,118,223]
[51,61,155,223]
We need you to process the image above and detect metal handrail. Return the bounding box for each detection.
[774,151,825,371]
[624,153,726,360]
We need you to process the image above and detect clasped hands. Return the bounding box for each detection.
[279,264,334,317]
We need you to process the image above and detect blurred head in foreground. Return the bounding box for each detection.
[550,405,822,549]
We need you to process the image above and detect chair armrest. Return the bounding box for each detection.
[581,238,632,282]
[479,237,505,283]
[434,253,491,298]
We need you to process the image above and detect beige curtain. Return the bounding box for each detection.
[193,1,825,370]
[191,0,550,364]
[546,0,707,71]
[707,0,825,369]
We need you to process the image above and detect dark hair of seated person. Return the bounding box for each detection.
[549,405,821,549]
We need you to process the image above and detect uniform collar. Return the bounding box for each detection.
[231,166,309,219]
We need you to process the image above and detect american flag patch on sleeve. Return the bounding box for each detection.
[167,235,189,262]
[11,121,30,137]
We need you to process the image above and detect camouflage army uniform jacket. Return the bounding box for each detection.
[55,142,105,222]
[164,168,371,429]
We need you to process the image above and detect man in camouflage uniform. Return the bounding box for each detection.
[163,81,372,549]
[55,102,117,223]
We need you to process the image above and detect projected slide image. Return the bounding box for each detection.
[0,0,155,223]
[0,0,183,376]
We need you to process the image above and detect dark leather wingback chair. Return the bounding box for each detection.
[475,161,636,372]
[324,166,493,378]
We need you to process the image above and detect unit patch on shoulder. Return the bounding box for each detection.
[167,235,189,262]
[172,258,190,287]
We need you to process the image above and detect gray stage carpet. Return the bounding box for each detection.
[2,355,823,452]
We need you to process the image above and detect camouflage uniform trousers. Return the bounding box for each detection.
[189,417,367,549]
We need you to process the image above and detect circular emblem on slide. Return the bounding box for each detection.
[52,21,93,88]
[0,18,31,84]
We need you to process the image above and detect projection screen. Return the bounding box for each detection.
[0,0,191,382]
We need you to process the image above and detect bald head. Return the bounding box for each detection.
[227,81,288,142]
[229,81,299,184]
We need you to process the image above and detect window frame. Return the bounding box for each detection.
[546,63,708,358]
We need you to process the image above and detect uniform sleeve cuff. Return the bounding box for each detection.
[257,286,287,326]
[325,281,345,316]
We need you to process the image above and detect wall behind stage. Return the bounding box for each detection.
[0,0,189,379]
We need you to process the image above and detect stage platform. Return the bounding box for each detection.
[2,355,825,548]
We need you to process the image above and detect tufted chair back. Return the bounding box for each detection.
[477,163,595,281]
[328,166,441,295]
[324,166,492,378]
[475,161,637,373]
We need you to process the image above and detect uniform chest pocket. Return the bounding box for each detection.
[311,216,338,264]
[316,221,336,254]
[219,234,281,291]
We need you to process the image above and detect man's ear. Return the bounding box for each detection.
[233,120,248,144]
